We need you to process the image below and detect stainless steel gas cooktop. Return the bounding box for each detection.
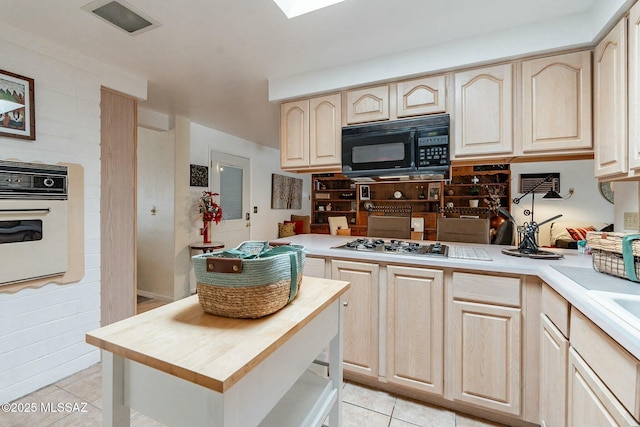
[332,238,448,257]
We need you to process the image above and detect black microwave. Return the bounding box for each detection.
[341,114,450,179]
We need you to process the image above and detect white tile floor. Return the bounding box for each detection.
[1,363,505,427]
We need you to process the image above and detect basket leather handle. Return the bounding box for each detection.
[206,258,243,273]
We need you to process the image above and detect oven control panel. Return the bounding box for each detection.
[0,161,67,199]
[417,135,449,167]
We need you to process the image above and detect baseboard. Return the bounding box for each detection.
[136,290,173,302]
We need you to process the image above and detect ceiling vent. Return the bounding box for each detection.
[82,0,160,35]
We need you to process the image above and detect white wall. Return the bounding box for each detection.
[510,160,615,246]
[188,122,311,292]
[137,127,176,300]
[189,122,312,242]
[0,25,146,403]
[613,181,640,232]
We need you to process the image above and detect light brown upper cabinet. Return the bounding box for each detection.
[453,64,514,158]
[594,17,628,178]
[396,76,446,118]
[280,94,342,172]
[345,85,390,124]
[520,51,592,154]
[629,2,640,174]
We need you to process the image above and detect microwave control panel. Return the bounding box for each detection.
[417,135,449,168]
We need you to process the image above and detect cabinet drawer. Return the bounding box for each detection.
[452,272,521,306]
[542,283,569,337]
[570,307,640,421]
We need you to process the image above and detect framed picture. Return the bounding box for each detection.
[190,164,209,187]
[428,182,440,200]
[0,70,35,140]
[271,174,303,209]
[359,185,370,200]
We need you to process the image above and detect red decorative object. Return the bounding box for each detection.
[198,191,222,244]
[203,221,211,244]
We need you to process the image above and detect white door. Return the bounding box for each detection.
[210,151,251,249]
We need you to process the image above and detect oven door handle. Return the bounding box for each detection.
[0,208,51,213]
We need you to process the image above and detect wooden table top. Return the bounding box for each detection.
[86,276,349,393]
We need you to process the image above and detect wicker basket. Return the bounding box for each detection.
[587,231,640,282]
[193,241,305,318]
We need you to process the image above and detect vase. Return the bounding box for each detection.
[469,199,479,208]
[490,214,506,230]
[203,220,211,244]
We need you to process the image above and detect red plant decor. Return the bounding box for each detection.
[199,191,223,224]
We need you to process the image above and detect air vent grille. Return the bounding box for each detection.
[519,173,560,194]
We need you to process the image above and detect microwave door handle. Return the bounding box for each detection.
[0,208,51,213]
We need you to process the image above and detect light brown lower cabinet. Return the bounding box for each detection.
[450,299,522,415]
[539,314,568,427]
[331,260,379,378]
[386,265,444,395]
[567,348,637,427]
[448,272,523,416]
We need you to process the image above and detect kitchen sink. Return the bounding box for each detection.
[587,290,640,331]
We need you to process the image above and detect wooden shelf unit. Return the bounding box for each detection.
[311,174,364,235]
[311,174,444,240]
[443,165,511,218]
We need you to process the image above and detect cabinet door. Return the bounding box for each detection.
[396,76,446,118]
[521,51,592,154]
[346,85,390,124]
[450,300,521,415]
[453,64,513,157]
[280,99,310,169]
[305,257,326,278]
[567,348,638,427]
[629,2,640,172]
[386,266,443,395]
[310,94,342,168]
[331,260,379,377]
[594,18,628,178]
[540,314,568,427]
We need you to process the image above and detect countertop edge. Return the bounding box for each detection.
[280,234,640,360]
[85,278,350,393]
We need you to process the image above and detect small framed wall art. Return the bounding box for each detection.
[428,182,440,200]
[190,164,209,187]
[0,69,35,140]
[359,185,370,200]
[271,173,303,209]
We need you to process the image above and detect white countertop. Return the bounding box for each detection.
[278,234,640,359]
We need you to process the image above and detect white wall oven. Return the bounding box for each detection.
[0,160,68,286]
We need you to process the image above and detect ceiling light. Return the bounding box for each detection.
[273,0,347,19]
[82,0,160,35]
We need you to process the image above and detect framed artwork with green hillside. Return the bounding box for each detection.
[0,69,35,140]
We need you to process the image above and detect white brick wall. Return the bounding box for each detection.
[0,24,145,404]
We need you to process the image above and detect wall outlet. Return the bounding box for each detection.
[624,212,639,230]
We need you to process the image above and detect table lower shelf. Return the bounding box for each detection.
[258,369,338,427]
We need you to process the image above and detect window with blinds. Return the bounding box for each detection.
[519,173,560,193]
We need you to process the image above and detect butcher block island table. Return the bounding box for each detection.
[86,276,350,427]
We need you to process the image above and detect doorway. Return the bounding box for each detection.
[210,151,251,249]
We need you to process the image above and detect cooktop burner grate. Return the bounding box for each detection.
[333,238,448,257]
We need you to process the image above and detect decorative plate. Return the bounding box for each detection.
[599,182,614,204]
[363,201,375,211]
[393,190,404,199]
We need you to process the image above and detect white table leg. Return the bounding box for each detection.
[327,296,344,427]
[102,350,130,427]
